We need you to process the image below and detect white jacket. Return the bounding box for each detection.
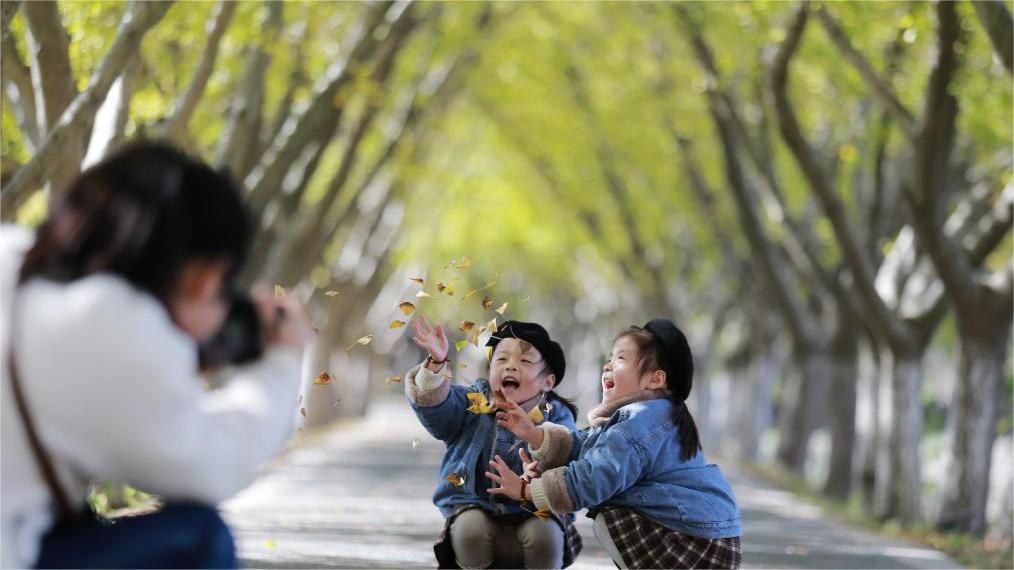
[0,226,302,568]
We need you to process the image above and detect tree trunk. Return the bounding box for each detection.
[823,314,859,500]
[776,346,831,473]
[874,350,923,524]
[854,340,882,508]
[936,324,1011,534]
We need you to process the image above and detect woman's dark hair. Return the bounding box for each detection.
[18,141,250,305]
[615,327,701,461]
[545,388,578,418]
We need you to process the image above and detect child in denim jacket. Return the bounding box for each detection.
[488,318,742,569]
[406,316,582,569]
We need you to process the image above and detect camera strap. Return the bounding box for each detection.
[7,305,79,523]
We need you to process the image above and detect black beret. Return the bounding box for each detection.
[485,320,566,384]
[643,318,693,402]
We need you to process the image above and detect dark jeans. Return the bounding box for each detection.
[35,502,237,569]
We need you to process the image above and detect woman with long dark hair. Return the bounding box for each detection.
[1,141,314,568]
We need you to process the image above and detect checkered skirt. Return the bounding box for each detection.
[433,505,583,568]
[589,506,741,569]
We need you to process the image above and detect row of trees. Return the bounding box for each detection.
[2,0,1010,541]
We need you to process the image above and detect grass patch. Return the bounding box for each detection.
[737,461,1012,569]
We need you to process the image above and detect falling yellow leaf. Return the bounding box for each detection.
[528,406,544,423]
[455,339,468,352]
[532,509,551,520]
[458,362,469,369]
[487,317,498,333]
[347,334,374,349]
[264,539,278,549]
[412,437,421,450]
[398,302,416,315]
[390,320,407,329]
[495,302,509,316]
[466,392,495,414]
[314,371,333,385]
[460,320,476,334]
[416,291,432,298]
[409,277,425,285]
[274,285,285,299]
[385,375,402,386]
[446,472,466,486]
[468,327,481,347]
[462,288,479,301]
[299,407,307,417]
[482,296,494,309]
[324,290,340,298]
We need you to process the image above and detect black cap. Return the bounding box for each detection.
[485,320,566,384]
[642,318,693,402]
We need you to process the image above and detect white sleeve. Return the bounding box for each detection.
[19,277,303,504]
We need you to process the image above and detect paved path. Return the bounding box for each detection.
[223,397,961,569]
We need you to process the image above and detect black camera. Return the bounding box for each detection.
[197,294,264,369]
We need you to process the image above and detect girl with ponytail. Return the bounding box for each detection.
[488,318,742,569]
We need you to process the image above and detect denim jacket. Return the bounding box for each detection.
[554,398,740,538]
[407,366,577,518]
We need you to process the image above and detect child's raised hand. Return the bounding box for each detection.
[411,315,448,364]
[519,448,540,482]
[486,454,525,502]
[496,398,537,441]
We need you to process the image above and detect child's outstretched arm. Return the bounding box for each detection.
[405,315,468,441]
[496,399,583,471]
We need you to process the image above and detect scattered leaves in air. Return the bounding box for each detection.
[390,320,407,329]
[466,392,496,414]
[274,285,285,299]
[460,320,476,334]
[416,291,432,298]
[409,277,425,285]
[324,290,340,298]
[347,334,374,349]
[455,339,469,352]
[445,256,471,270]
[482,296,494,310]
[468,326,482,347]
[436,281,456,296]
[412,438,421,450]
[398,302,416,315]
[528,406,544,423]
[264,539,278,549]
[446,472,466,486]
[545,402,553,413]
[314,371,333,385]
[458,362,469,369]
[532,509,551,520]
[385,375,402,386]
[487,317,498,333]
[495,302,509,316]
[299,407,307,417]
[462,289,479,301]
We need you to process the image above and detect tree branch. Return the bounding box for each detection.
[770,2,911,350]
[159,0,236,142]
[244,1,398,219]
[2,32,41,149]
[814,5,917,138]
[1,1,175,218]
[216,1,284,179]
[23,0,76,132]
[971,0,1013,75]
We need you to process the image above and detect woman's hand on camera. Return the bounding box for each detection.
[254,287,315,355]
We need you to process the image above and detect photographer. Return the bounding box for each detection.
[1,142,314,568]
